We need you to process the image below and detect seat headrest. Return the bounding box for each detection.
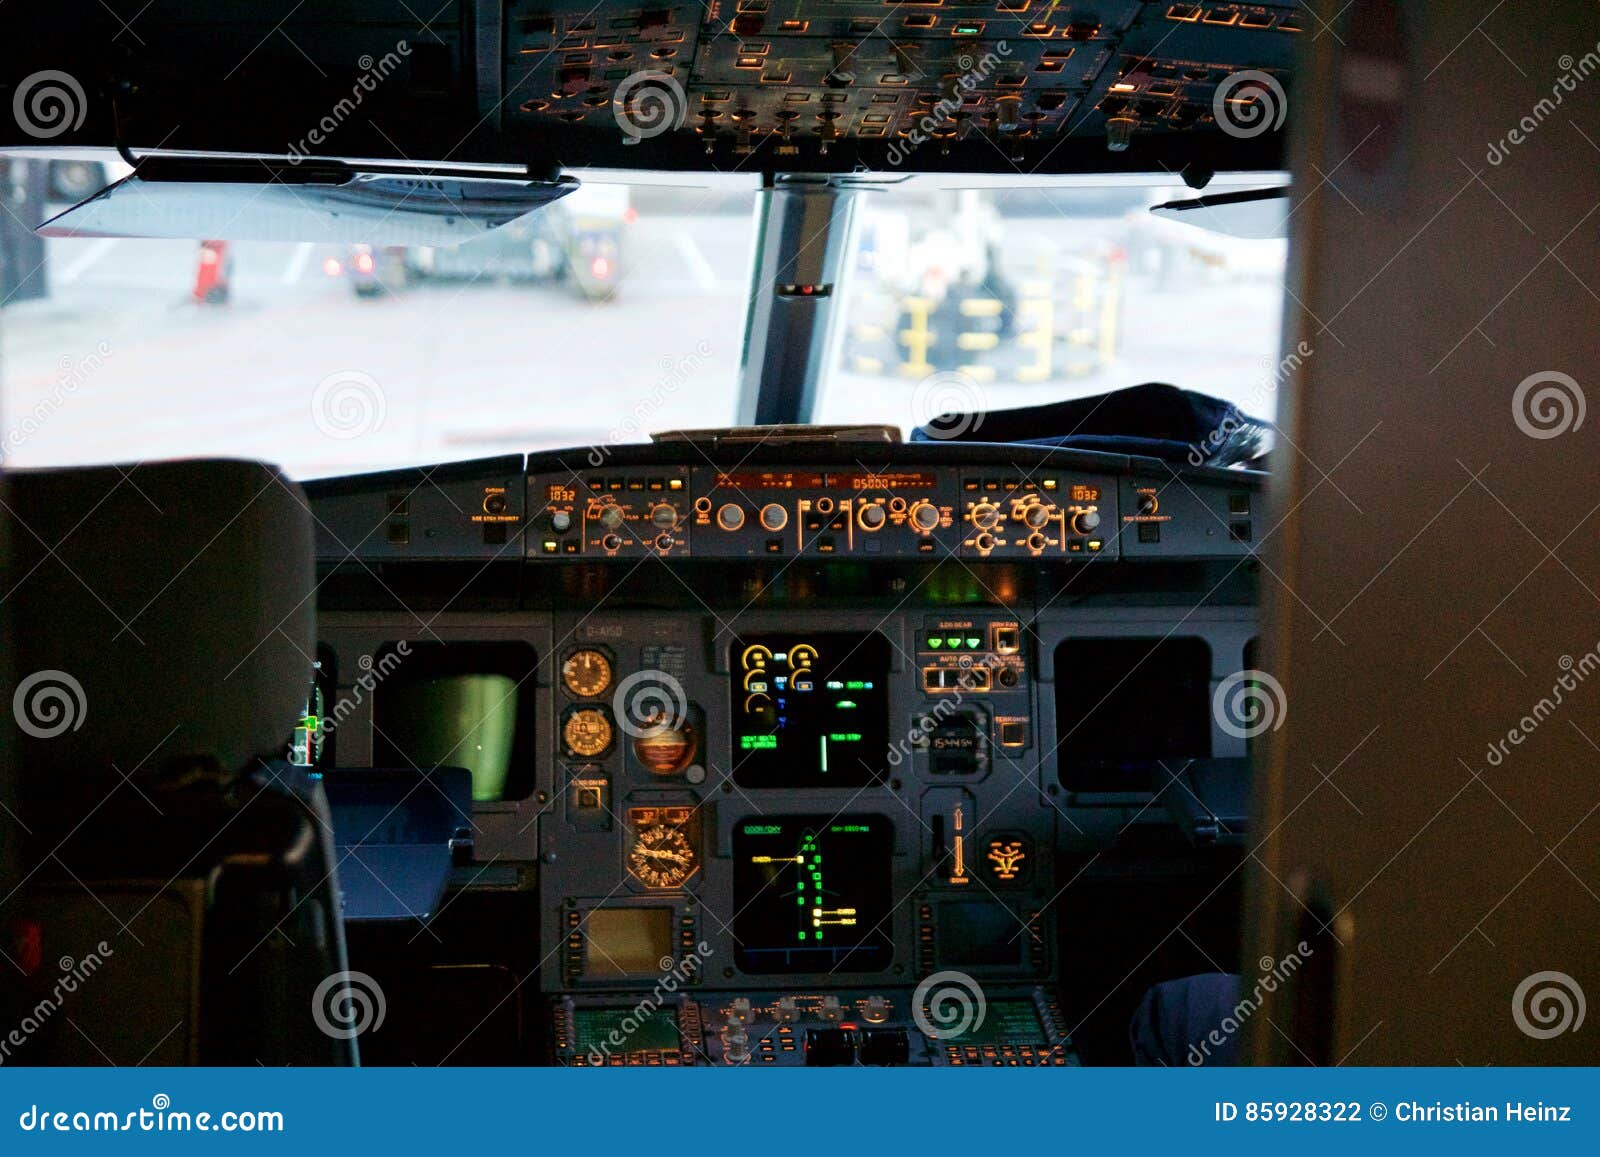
[4,459,314,781]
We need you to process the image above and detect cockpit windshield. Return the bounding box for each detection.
[1,163,1282,478]
[814,176,1287,433]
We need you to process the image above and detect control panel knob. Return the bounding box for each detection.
[550,510,573,533]
[1072,509,1101,534]
[863,995,891,1024]
[599,505,625,531]
[651,503,678,530]
[858,502,887,531]
[972,502,1001,530]
[759,503,789,532]
[909,501,941,532]
[1137,493,1159,515]
[819,995,842,1022]
[716,503,745,531]
[724,1026,750,1065]
[1024,502,1054,530]
[601,533,622,552]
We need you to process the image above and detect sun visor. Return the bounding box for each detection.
[37,157,577,245]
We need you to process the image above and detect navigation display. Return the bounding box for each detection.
[733,815,894,974]
[732,632,891,788]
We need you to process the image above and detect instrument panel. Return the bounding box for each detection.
[306,444,1263,1066]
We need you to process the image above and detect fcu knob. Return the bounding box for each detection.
[1024,502,1054,529]
[716,503,745,531]
[909,502,941,532]
[858,502,887,531]
[550,510,573,533]
[651,503,678,530]
[759,503,789,532]
[1072,509,1101,534]
[599,505,625,531]
[972,502,1001,530]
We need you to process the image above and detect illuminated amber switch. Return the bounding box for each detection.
[987,838,1028,883]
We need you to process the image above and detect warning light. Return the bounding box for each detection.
[592,255,612,279]
[354,252,375,274]
[323,257,343,277]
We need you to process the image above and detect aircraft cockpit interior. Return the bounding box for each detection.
[2,1,1598,1129]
